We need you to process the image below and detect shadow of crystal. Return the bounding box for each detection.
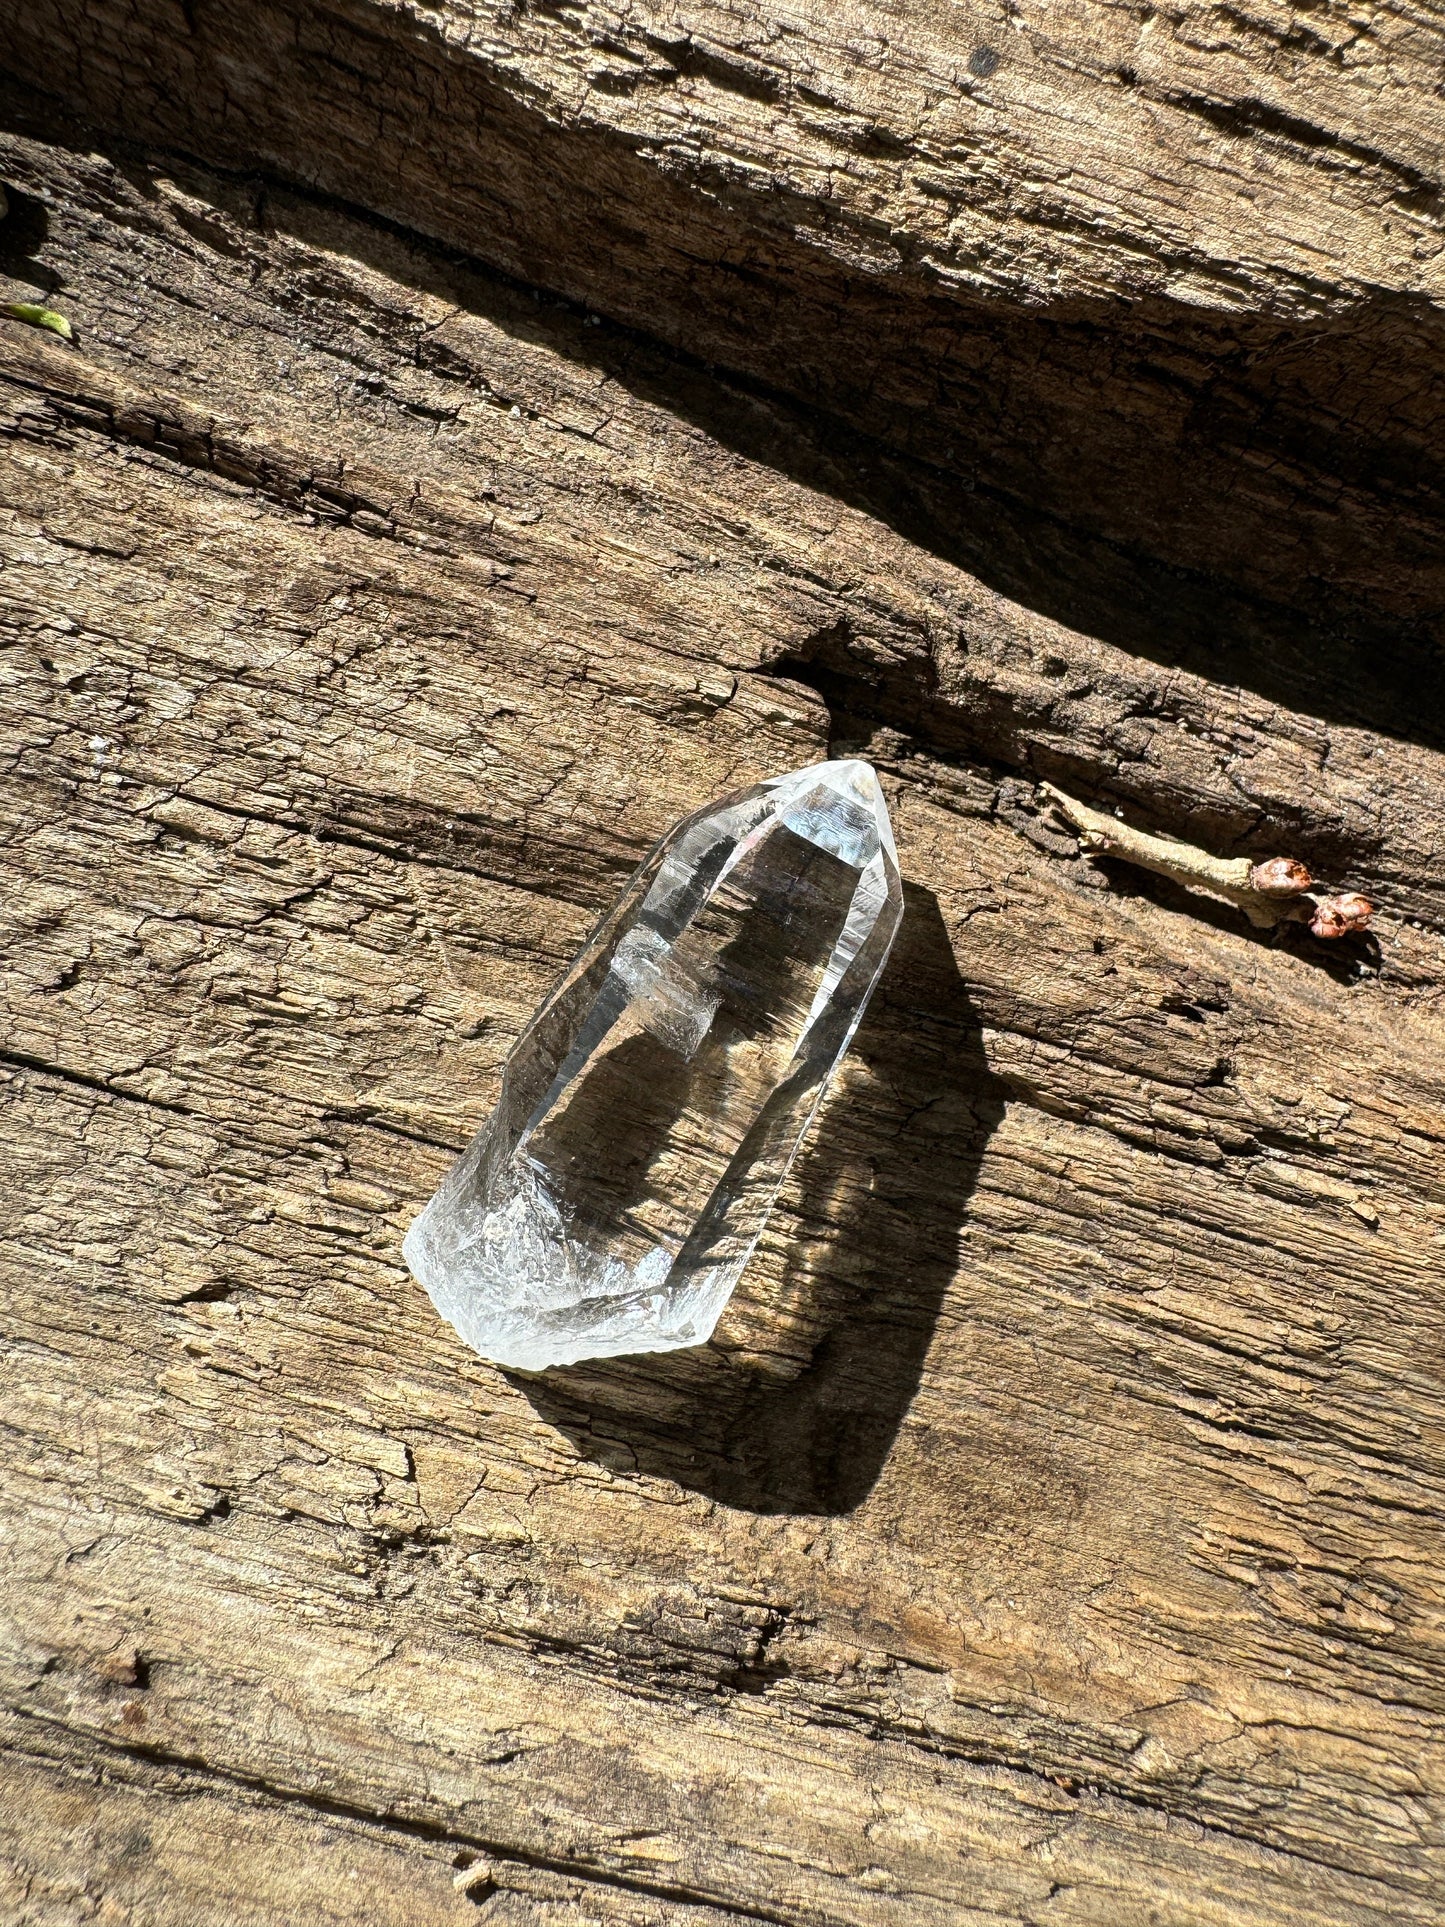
[509,882,1005,1516]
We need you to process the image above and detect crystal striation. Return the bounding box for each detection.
[403,760,904,1370]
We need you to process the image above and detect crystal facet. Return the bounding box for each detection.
[403,759,903,1370]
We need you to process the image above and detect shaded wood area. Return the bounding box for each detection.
[8,0,1445,746]
[1,6,1444,1923]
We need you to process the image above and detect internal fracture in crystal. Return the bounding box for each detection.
[403,759,904,1370]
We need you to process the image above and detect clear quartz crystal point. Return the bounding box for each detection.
[403,759,904,1371]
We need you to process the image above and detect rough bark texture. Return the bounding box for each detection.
[6,0,1445,749]
[1,7,1443,1924]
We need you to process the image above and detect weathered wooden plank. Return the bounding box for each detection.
[1,134,1443,938]
[0,1719,758,1924]
[2,123,1444,1926]
[0,1729,484,1927]
[4,0,1444,748]
[18,0,1445,318]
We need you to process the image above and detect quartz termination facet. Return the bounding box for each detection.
[403,760,904,1371]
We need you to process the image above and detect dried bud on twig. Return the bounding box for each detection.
[1036,784,1375,940]
[1309,893,1376,940]
[1248,857,1314,898]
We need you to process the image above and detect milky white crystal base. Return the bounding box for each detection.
[402,759,903,1371]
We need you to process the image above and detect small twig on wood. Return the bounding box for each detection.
[1038,784,1375,939]
[452,1856,497,1897]
[4,300,74,342]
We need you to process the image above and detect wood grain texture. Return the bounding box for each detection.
[1,94,1443,1927]
[4,0,1445,751]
